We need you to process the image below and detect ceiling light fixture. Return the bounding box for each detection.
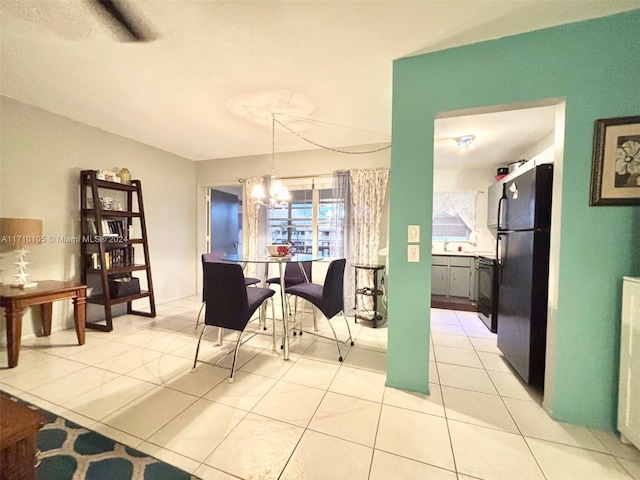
[251,113,290,208]
[455,135,476,151]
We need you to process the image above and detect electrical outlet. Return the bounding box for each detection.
[407,244,420,262]
[408,225,420,243]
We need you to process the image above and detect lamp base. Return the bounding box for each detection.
[11,281,38,289]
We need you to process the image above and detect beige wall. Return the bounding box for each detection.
[0,96,196,341]
[195,145,391,185]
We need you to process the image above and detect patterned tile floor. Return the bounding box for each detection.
[1,297,639,479]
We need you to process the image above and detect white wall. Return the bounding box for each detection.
[0,97,197,341]
[194,145,392,291]
[195,145,391,185]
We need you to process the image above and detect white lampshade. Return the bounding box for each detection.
[0,217,43,288]
[0,218,43,245]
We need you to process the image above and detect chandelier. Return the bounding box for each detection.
[251,113,290,208]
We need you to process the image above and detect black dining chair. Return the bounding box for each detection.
[266,261,313,332]
[202,253,261,286]
[285,258,354,361]
[192,261,275,382]
[194,253,261,331]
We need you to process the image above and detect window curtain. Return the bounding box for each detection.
[243,176,269,279]
[432,190,477,231]
[331,170,354,314]
[350,168,389,313]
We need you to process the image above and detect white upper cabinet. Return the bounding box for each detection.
[619,276,640,448]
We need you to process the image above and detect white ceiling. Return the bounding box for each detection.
[434,104,558,170]
[1,1,638,166]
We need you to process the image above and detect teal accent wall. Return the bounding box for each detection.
[388,10,640,429]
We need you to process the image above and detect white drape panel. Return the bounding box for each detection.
[331,170,354,314]
[350,169,389,312]
[432,191,477,231]
[331,171,350,258]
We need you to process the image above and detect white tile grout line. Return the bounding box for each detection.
[6,302,640,479]
[431,330,461,478]
[450,310,633,479]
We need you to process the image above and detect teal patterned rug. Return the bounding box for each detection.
[1,391,199,480]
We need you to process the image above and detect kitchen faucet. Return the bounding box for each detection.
[444,239,449,251]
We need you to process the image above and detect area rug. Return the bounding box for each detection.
[1,391,200,480]
[431,295,478,312]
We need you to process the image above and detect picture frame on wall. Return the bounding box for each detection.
[590,115,640,206]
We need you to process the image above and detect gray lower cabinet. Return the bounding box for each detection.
[431,255,473,299]
[449,266,471,297]
[431,265,449,296]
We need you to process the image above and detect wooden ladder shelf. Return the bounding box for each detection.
[80,170,156,331]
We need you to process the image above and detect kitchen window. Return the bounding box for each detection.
[432,191,477,241]
[432,212,472,241]
[268,178,343,258]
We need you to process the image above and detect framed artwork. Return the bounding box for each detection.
[590,115,640,206]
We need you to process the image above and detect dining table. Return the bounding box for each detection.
[221,253,322,360]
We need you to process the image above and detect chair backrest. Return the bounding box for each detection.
[202,252,225,263]
[284,261,312,285]
[202,261,250,331]
[202,253,225,301]
[321,259,346,319]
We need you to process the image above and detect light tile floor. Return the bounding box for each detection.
[1,298,640,480]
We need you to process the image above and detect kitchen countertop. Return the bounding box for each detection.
[432,251,495,258]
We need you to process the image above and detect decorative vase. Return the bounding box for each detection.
[118,168,131,185]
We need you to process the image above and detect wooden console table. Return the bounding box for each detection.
[0,395,47,480]
[0,281,87,368]
[0,394,47,480]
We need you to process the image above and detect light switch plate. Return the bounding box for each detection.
[408,225,420,243]
[407,244,420,262]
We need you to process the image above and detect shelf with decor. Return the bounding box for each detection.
[353,263,386,328]
[80,169,156,331]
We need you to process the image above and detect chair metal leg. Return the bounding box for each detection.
[217,327,223,346]
[229,330,244,383]
[191,325,207,372]
[261,301,267,330]
[324,313,344,362]
[294,298,302,335]
[342,311,355,346]
[194,302,205,332]
[313,307,318,332]
[271,297,276,352]
[290,295,299,336]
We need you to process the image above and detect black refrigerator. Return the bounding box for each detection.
[496,164,553,390]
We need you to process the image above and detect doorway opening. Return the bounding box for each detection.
[209,186,243,256]
[431,100,563,311]
[431,98,566,400]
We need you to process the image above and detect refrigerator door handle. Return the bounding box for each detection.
[496,183,507,232]
[496,233,504,284]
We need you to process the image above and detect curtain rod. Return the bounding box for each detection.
[239,173,331,184]
[239,168,390,184]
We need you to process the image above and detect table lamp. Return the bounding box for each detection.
[0,217,43,288]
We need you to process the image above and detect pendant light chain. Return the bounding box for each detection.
[250,112,388,207]
[273,117,391,154]
[271,112,276,176]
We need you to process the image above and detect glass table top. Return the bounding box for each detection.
[221,253,321,264]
